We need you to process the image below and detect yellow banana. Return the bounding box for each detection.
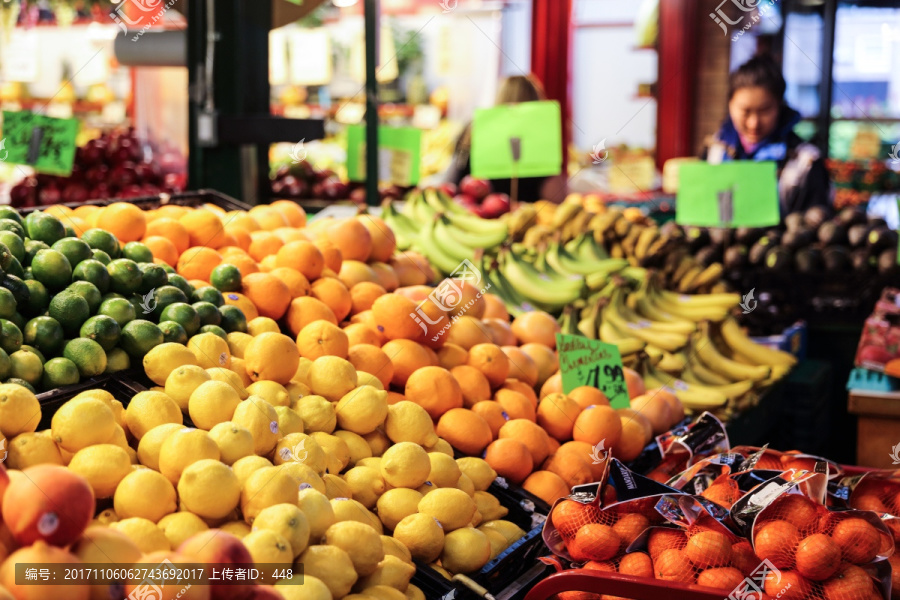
[719,318,798,368]
[693,329,771,382]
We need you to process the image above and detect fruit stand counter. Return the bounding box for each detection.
[848,386,900,469]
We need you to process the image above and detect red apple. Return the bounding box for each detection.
[480,193,511,218]
[460,175,491,200]
[439,182,458,197]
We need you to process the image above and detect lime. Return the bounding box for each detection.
[8,312,24,332]
[167,274,193,299]
[0,219,25,238]
[0,232,24,262]
[0,207,23,225]
[31,249,73,292]
[218,305,248,333]
[138,263,169,294]
[21,280,49,318]
[146,285,188,320]
[23,316,65,357]
[80,315,121,351]
[51,237,93,269]
[199,325,228,340]
[101,292,126,301]
[4,378,36,393]
[210,264,242,293]
[48,292,90,337]
[72,259,110,294]
[92,249,112,265]
[9,349,43,386]
[0,242,12,271]
[120,319,164,359]
[0,347,10,380]
[129,295,147,319]
[159,321,188,345]
[107,259,143,295]
[62,338,107,377]
[5,257,24,279]
[67,281,103,315]
[0,274,29,307]
[0,319,23,354]
[123,241,154,263]
[20,345,45,363]
[105,347,131,373]
[192,286,225,307]
[25,212,67,246]
[0,287,16,319]
[98,297,136,327]
[159,302,201,336]
[81,229,121,258]
[159,264,175,275]
[42,357,80,388]
[192,301,222,327]
[23,239,49,267]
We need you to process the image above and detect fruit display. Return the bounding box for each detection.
[8,128,187,209]
[450,176,512,219]
[827,158,900,209]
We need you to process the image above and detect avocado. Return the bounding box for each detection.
[803,205,832,229]
[822,246,850,272]
[749,237,774,265]
[781,227,815,251]
[795,247,823,275]
[847,223,869,248]
[850,248,875,272]
[836,206,867,227]
[734,227,763,246]
[867,226,897,252]
[695,246,721,268]
[784,212,805,232]
[817,221,847,245]
[878,249,899,278]
[723,245,748,271]
[764,247,792,273]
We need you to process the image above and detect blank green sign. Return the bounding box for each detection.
[470,100,562,180]
[676,161,780,228]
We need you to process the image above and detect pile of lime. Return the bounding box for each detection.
[0,207,249,393]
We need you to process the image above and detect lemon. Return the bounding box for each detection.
[330,497,380,532]
[324,474,355,501]
[164,365,211,411]
[72,389,116,411]
[226,331,254,358]
[206,367,249,398]
[364,585,407,600]
[293,395,336,433]
[188,380,241,430]
[297,545,358,599]
[309,431,349,472]
[381,535,413,564]
[274,574,332,600]
[273,406,305,437]
[342,466,385,509]
[156,512,209,549]
[362,429,391,457]
[325,521,384,576]
[279,462,326,495]
[246,380,291,407]
[456,457,497,492]
[333,430,372,468]
[296,488,335,540]
[232,395,280,455]
[247,317,280,336]
[0,383,40,438]
[440,527,491,574]
[355,371,385,390]
[285,381,310,405]
[232,455,272,485]
[426,437,454,457]
[208,421,254,465]
[406,584,426,600]
[159,428,220,484]
[393,513,445,562]
[482,527,509,560]
[308,356,357,401]
[110,517,170,553]
[104,424,129,449]
[242,529,293,583]
[228,357,254,387]
[384,401,438,447]
[187,332,231,369]
[176,458,241,520]
[93,508,119,526]
[335,386,388,435]
[473,491,508,521]
[430,563,452,579]
[68,444,131,498]
[244,332,300,385]
[293,357,313,386]
[253,503,310,558]
[125,391,182,440]
[357,555,417,594]
[220,520,251,539]
[273,432,326,474]
[241,466,298,525]
[50,397,116,452]
[357,457,382,470]
[375,488,423,530]
[113,468,177,522]
[143,342,199,386]
[380,442,430,489]
[417,488,477,532]
[477,520,525,546]
[427,452,462,488]
[136,423,184,470]
[6,432,63,468]
[457,474,476,498]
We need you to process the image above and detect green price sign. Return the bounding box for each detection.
[675,161,780,228]
[346,125,421,186]
[1,110,79,176]
[470,100,562,180]
[556,333,630,409]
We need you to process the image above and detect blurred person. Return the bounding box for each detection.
[703,55,830,214]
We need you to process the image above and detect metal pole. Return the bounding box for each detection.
[817,0,837,159]
[364,0,380,207]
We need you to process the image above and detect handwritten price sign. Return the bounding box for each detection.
[556,333,630,408]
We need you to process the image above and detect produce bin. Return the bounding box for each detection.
[19,189,251,215]
[522,569,730,600]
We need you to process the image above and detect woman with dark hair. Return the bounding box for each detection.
[703,55,831,214]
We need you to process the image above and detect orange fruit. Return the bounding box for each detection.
[247,231,283,262]
[310,277,352,322]
[369,262,399,292]
[536,393,582,442]
[831,517,882,564]
[495,389,536,422]
[700,481,741,509]
[522,471,570,506]
[519,343,558,387]
[444,316,492,350]
[143,236,179,267]
[250,206,289,230]
[269,267,311,299]
[470,401,507,438]
[296,320,349,360]
[220,252,259,278]
[629,393,673,435]
[551,500,600,539]
[405,366,463,419]
[145,217,190,254]
[649,387,684,424]
[683,531,732,568]
[96,202,147,243]
[336,261,379,288]
[568,386,610,410]
[244,332,300,384]
[483,293,509,321]
[484,439,533,484]
[286,296,337,336]
[349,282,387,315]
[540,374,562,400]
[383,339,436,388]
[511,312,560,347]
[450,365,492,407]
[647,528,686,560]
[435,408,493,456]
[242,272,291,320]
[501,379,538,409]
[468,344,510,388]
[572,405,622,449]
[795,533,840,580]
[611,513,650,548]
[223,224,253,251]
[556,441,606,482]
[542,452,593,488]
[371,294,427,341]
[176,246,223,281]
[498,419,550,466]
[754,520,800,569]
[696,567,744,591]
[546,437,560,456]
[773,494,820,533]
[619,552,653,578]
[614,412,652,463]
[223,292,259,321]
[327,218,373,262]
[501,346,538,387]
[483,319,516,346]
[358,215,396,263]
[275,241,325,281]
[344,323,384,347]
[348,344,394,389]
[180,208,228,248]
[653,548,694,583]
[569,524,620,562]
[314,239,343,273]
[823,564,876,600]
[623,367,645,399]
[730,541,757,576]
[270,200,307,227]
[273,227,309,245]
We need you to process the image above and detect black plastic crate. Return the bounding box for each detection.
[34,373,149,431]
[18,189,251,215]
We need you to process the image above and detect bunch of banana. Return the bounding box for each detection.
[381,201,417,251]
[495,245,586,313]
[640,359,730,411]
[636,273,740,322]
[477,254,534,318]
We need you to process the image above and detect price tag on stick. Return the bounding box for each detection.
[675,161,779,228]
[1,110,79,176]
[556,333,630,409]
[470,100,562,180]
